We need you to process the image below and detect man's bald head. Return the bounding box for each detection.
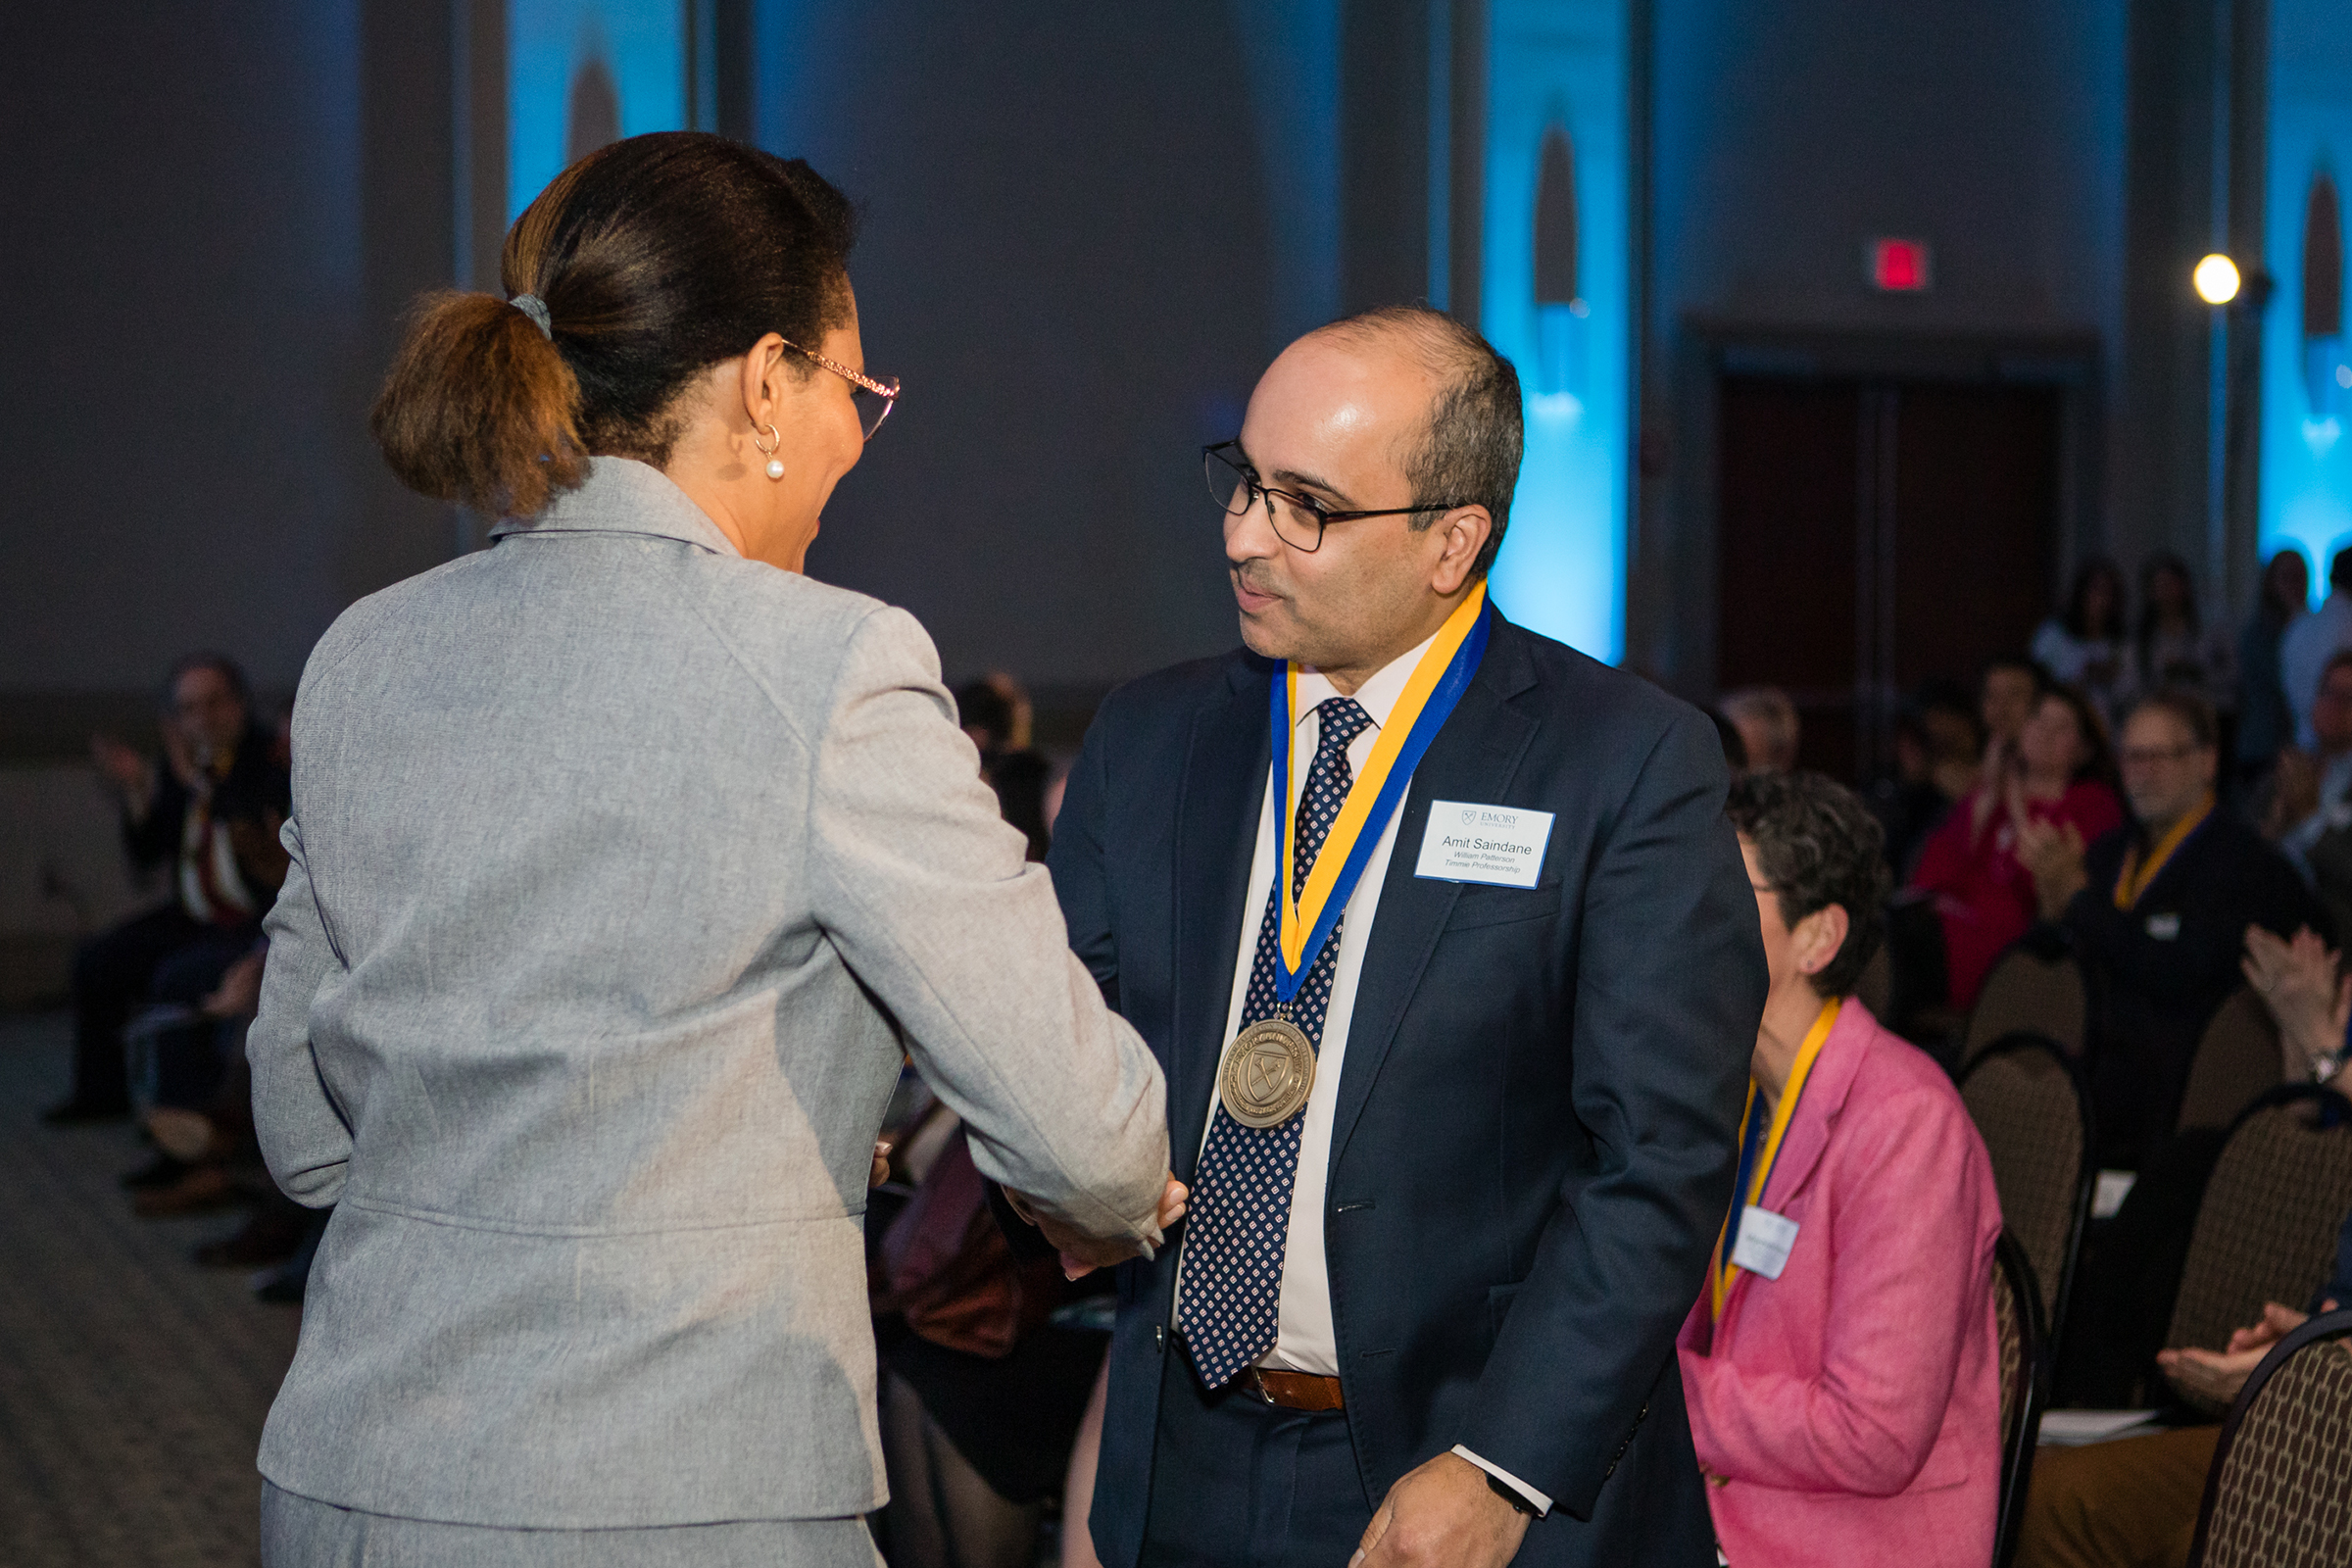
[1305,306,1523,577]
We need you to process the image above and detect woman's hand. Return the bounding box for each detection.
[1970,740,2012,839]
[2016,816,2087,919]
[2241,925,2347,1079]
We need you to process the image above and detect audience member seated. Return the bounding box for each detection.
[2056,923,2352,1406]
[2132,553,2235,717]
[956,675,1051,860]
[1870,680,1984,879]
[2263,654,2352,934]
[1711,709,1751,774]
[2034,557,2131,724]
[1911,685,2122,1010]
[1983,654,2052,757]
[2281,546,2352,750]
[54,654,289,1125]
[2234,549,2309,790]
[2017,690,2328,1167]
[1719,686,1800,773]
[2024,956,2350,1568]
[1679,772,2003,1568]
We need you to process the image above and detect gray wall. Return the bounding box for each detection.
[749,1,1343,693]
[0,1,456,726]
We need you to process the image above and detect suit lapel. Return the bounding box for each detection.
[1326,620,1541,1172]
[1168,656,1273,1182]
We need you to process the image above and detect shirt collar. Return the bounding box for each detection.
[1291,625,1443,735]
[486,456,743,558]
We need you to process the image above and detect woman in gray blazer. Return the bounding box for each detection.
[247,132,1173,1567]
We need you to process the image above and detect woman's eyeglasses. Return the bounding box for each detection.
[781,338,900,440]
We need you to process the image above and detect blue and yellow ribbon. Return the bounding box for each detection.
[2113,793,2213,910]
[1268,582,1491,1004]
[1711,997,1840,1320]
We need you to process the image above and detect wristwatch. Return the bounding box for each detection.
[2313,1049,2347,1086]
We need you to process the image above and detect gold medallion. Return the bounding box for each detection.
[1217,1015,1317,1129]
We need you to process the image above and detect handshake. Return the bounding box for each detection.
[1004,1173,1191,1280]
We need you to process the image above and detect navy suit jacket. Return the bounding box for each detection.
[1049,613,1767,1568]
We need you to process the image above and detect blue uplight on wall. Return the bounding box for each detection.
[2259,0,2352,600]
[1480,0,1629,662]
[508,0,690,220]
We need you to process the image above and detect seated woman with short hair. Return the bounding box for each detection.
[1680,772,2005,1568]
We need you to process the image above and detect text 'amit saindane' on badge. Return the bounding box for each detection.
[1413,801,1555,888]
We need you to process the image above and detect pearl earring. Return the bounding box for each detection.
[754,421,784,481]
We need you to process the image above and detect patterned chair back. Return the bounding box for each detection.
[1961,1034,2094,1338]
[1964,946,2088,1066]
[2177,988,2284,1135]
[2166,1090,2352,1416]
[2187,1307,2352,1568]
[1991,1231,2046,1568]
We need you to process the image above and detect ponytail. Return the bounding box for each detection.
[370,291,586,518]
[369,134,854,520]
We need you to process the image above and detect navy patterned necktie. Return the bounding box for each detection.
[1180,695,1375,1389]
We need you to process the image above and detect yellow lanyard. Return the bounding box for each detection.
[2112,794,2213,910]
[1276,581,1487,975]
[1711,997,1840,1321]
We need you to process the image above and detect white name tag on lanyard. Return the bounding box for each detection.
[1729,1206,1800,1281]
[1414,801,1554,888]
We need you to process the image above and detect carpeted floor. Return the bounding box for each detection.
[0,1011,299,1567]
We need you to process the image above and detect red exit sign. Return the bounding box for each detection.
[1869,237,1933,292]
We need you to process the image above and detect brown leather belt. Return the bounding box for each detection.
[1237,1366,1346,1412]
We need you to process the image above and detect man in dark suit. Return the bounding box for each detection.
[1044,307,1765,1567]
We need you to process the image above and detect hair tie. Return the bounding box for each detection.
[510,294,553,339]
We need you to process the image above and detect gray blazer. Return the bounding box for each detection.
[248,458,1168,1529]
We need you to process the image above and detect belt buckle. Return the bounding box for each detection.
[1242,1368,1282,1407]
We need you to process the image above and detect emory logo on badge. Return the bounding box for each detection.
[1414,800,1554,889]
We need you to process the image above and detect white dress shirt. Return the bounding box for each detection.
[1175,629,1553,1515]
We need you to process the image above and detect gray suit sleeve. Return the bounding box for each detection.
[249,815,355,1207]
[808,607,1169,1245]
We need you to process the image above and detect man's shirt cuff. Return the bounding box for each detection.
[1450,1446,1553,1518]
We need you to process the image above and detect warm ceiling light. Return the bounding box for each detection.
[2194,253,2242,306]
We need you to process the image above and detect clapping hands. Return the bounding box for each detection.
[2157,1299,2332,1406]
[2013,812,2088,919]
[2240,925,2351,1086]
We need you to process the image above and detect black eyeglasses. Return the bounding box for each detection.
[1202,441,1470,553]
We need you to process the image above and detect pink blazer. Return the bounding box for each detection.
[1676,1000,2003,1568]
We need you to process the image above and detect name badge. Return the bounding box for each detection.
[1415,801,1555,889]
[2145,912,2181,941]
[1729,1206,1799,1281]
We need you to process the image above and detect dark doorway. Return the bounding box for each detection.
[1716,375,2062,782]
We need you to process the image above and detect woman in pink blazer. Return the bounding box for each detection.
[1681,772,2004,1568]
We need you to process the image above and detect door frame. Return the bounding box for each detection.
[1630,318,2106,710]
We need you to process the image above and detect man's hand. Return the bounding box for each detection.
[2015,816,2087,920]
[2157,1300,2320,1406]
[1351,1452,1530,1568]
[200,948,268,1019]
[90,734,154,808]
[1007,1175,1189,1280]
